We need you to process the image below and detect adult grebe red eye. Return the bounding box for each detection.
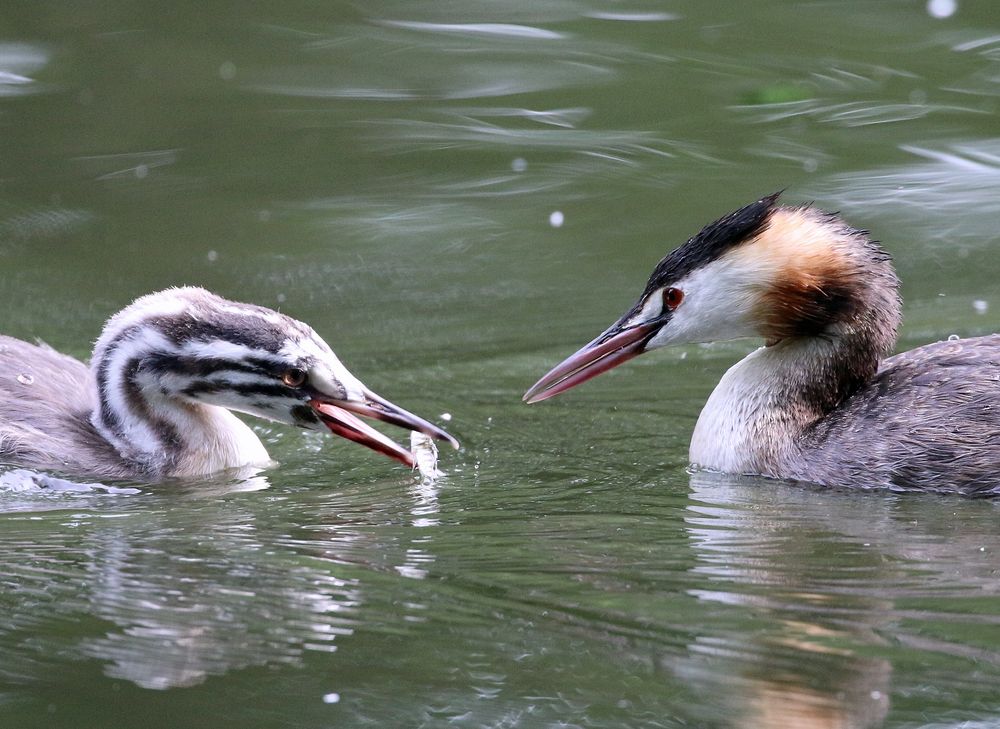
[663,287,684,311]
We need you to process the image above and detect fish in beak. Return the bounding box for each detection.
[303,354,459,470]
[311,388,458,468]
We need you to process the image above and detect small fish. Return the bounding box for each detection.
[410,432,444,482]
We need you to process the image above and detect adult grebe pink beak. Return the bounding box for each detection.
[523,319,661,404]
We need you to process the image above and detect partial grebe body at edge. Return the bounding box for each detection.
[525,193,1000,496]
[0,287,457,481]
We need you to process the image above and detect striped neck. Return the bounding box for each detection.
[85,287,313,478]
[89,323,270,477]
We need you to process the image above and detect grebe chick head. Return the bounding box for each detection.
[90,287,457,472]
[524,192,901,402]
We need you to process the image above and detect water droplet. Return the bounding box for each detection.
[511,157,527,172]
[802,158,818,173]
[927,0,957,19]
[322,692,340,704]
[219,61,237,81]
[134,164,148,179]
[440,412,452,421]
[549,210,564,228]
[973,299,988,314]
[206,249,218,263]
[16,373,33,385]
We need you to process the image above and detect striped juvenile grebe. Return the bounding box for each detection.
[525,193,1000,495]
[0,287,457,481]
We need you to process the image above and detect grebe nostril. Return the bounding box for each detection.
[526,192,1000,496]
[0,286,458,481]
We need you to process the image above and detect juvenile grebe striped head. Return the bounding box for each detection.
[524,193,900,403]
[89,287,457,477]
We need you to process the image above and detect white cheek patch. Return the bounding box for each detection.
[644,258,763,349]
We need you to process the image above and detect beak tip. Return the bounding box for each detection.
[522,382,546,404]
[523,380,558,404]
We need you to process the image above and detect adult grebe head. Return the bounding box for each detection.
[524,192,900,403]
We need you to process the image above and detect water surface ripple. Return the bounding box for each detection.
[2,1,1000,728]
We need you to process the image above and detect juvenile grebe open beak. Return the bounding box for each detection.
[523,319,662,403]
[311,388,458,468]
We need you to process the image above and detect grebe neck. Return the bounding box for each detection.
[89,323,269,478]
[690,292,900,476]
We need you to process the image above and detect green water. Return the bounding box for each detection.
[2,1,1000,727]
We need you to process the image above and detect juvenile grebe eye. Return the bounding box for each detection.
[663,287,684,311]
[281,368,308,388]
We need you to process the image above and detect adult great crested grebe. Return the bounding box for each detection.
[524,193,1000,495]
[0,287,458,481]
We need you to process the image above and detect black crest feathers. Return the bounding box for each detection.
[642,192,781,296]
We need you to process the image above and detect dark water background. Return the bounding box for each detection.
[1,1,1000,727]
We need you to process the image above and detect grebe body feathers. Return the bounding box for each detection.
[0,287,457,481]
[526,194,1000,495]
